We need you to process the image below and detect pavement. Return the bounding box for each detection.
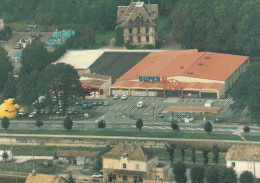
[13,156,53,163]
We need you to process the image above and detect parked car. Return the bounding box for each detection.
[98,100,104,106]
[113,95,120,100]
[28,110,37,118]
[121,95,128,100]
[103,101,110,106]
[73,109,80,115]
[92,173,103,178]
[92,101,98,106]
[221,93,227,99]
[137,101,144,108]
[84,113,90,118]
[156,113,164,118]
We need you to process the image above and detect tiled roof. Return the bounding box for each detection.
[117,2,158,27]
[226,145,260,161]
[25,173,66,183]
[57,150,99,158]
[102,143,157,161]
[114,50,248,82]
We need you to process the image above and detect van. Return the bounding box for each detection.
[137,101,144,108]
[204,100,213,107]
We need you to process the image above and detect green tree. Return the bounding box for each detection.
[1,117,10,130]
[67,174,75,183]
[190,165,205,183]
[191,147,196,164]
[38,63,83,115]
[2,151,8,161]
[219,167,237,183]
[35,120,43,128]
[181,147,185,161]
[205,165,220,183]
[2,74,17,99]
[0,47,13,91]
[165,143,176,164]
[171,122,179,132]
[20,40,50,76]
[92,145,111,173]
[212,145,219,164]
[239,171,254,183]
[202,148,209,166]
[243,125,250,134]
[63,116,73,131]
[97,119,106,128]
[173,161,187,183]
[231,63,260,124]
[136,118,143,132]
[114,26,123,46]
[204,121,213,134]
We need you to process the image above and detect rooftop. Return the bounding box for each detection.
[57,150,100,158]
[102,143,157,161]
[25,173,66,183]
[226,145,260,161]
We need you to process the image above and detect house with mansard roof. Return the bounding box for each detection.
[226,145,260,179]
[116,1,158,47]
[102,143,170,183]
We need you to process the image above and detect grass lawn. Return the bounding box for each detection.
[0,128,245,141]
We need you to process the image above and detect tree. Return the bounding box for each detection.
[204,121,213,134]
[202,148,209,165]
[2,151,8,161]
[172,161,187,183]
[92,145,111,173]
[243,125,250,134]
[136,118,143,132]
[67,174,75,183]
[1,117,10,130]
[35,120,43,128]
[181,147,185,161]
[231,63,260,124]
[20,40,50,76]
[97,119,106,128]
[165,143,176,164]
[212,145,219,164]
[205,165,220,183]
[63,116,73,131]
[38,63,83,115]
[0,47,13,91]
[2,74,17,99]
[191,147,196,164]
[190,165,205,183]
[171,122,179,132]
[239,171,254,183]
[219,167,237,183]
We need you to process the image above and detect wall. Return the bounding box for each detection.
[227,160,260,179]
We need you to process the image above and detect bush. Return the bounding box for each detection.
[173,161,187,183]
[1,117,10,130]
[190,165,205,183]
[204,121,213,134]
[239,171,254,183]
[63,116,73,131]
[97,119,106,128]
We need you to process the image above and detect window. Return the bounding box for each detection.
[146,36,149,42]
[247,162,252,169]
[123,175,127,183]
[231,162,235,168]
[146,27,149,33]
[123,163,127,169]
[108,174,116,183]
[137,27,141,34]
[129,28,132,33]
[135,164,140,170]
[129,36,133,42]
[134,176,143,183]
[138,36,141,42]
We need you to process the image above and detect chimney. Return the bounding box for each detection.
[131,144,135,151]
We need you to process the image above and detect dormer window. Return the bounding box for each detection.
[122,153,128,159]
[123,163,127,169]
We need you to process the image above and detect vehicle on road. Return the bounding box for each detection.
[103,101,110,106]
[204,100,214,107]
[92,101,98,106]
[28,110,37,118]
[156,113,164,118]
[137,101,144,108]
[121,95,128,100]
[98,100,104,106]
[73,109,80,115]
[92,173,103,178]
[18,107,29,116]
[113,95,120,100]
[84,113,90,118]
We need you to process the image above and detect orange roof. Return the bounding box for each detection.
[116,50,248,82]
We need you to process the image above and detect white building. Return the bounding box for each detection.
[0,19,4,31]
[226,145,260,179]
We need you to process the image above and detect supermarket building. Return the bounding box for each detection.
[110,49,249,99]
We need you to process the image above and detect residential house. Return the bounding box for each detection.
[56,150,100,166]
[25,173,67,183]
[116,1,158,47]
[102,143,171,183]
[0,19,4,31]
[226,145,260,179]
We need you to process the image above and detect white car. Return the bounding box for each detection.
[137,101,144,108]
[121,95,128,100]
[92,173,103,178]
[113,95,120,100]
[28,111,37,118]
